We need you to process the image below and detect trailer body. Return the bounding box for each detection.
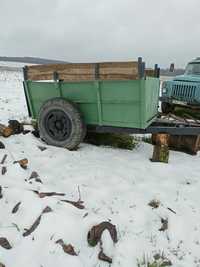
[24,77,160,130]
[23,60,200,150]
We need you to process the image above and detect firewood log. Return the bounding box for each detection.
[151,134,170,163]
[0,124,13,137]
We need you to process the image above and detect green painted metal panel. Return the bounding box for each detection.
[100,80,141,127]
[25,81,61,118]
[25,77,159,129]
[60,81,99,124]
[142,77,160,128]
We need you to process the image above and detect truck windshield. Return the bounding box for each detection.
[185,63,200,75]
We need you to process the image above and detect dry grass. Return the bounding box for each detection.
[137,252,172,267]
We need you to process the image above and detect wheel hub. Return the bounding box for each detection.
[55,121,63,130]
[44,109,72,141]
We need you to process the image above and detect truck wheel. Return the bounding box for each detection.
[38,98,86,150]
[161,102,174,114]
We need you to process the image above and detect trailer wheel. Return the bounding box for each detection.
[38,98,86,150]
[161,102,174,114]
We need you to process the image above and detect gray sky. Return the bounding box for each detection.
[0,0,199,68]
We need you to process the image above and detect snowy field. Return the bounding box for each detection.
[0,63,200,267]
[0,61,34,68]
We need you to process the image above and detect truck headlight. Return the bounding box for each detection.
[162,82,167,94]
[162,87,167,94]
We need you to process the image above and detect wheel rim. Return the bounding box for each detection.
[44,109,72,141]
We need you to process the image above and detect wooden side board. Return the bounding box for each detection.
[145,69,155,77]
[25,61,140,81]
[26,63,95,81]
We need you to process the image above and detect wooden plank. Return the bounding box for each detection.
[27,63,95,81]
[99,74,138,80]
[28,74,95,81]
[27,63,95,72]
[145,69,155,77]
[99,62,138,75]
[26,61,139,81]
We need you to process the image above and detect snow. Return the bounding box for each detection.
[0,61,35,68]
[0,67,200,267]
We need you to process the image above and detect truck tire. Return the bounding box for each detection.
[38,98,86,150]
[161,102,174,114]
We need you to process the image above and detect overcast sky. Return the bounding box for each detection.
[0,0,199,68]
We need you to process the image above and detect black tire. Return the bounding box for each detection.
[38,98,86,150]
[161,102,175,114]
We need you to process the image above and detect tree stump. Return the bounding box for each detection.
[151,134,170,163]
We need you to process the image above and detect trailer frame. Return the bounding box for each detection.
[88,115,200,135]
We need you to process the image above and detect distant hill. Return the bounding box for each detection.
[0,57,185,77]
[0,56,68,65]
[160,68,184,77]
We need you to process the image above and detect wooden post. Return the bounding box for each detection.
[151,134,170,163]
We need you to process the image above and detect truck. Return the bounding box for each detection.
[23,58,200,150]
[160,57,200,113]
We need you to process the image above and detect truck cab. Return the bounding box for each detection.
[160,58,200,113]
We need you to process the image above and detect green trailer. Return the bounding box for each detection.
[23,58,200,150]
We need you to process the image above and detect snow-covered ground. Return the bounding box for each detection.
[0,64,200,267]
[0,61,32,68]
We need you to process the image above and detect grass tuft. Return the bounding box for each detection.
[85,132,138,150]
[137,252,172,267]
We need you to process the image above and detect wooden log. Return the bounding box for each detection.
[151,134,170,163]
[169,135,200,155]
[13,158,28,169]
[8,120,24,134]
[0,124,13,137]
[152,133,170,146]
[151,145,169,163]
[152,133,200,155]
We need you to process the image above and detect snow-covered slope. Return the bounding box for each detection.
[0,69,200,267]
[0,61,32,68]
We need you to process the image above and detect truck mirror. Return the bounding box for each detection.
[170,63,175,72]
